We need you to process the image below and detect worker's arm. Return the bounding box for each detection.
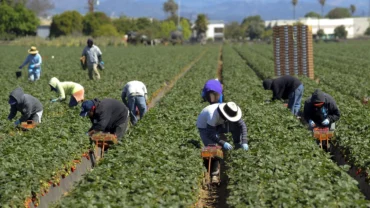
[121,85,128,105]
[143,84,148,100]
[56,82,65,100]
[34,54,42,67]
[328,101,340,123]
[206,124,225,146]
[236,119,248,144]
[8,105,17,120]
[91,112,109,132]
[271,85,283,101]
[19,55,31,68]
[303,101,311,123]
[81,47,87,56]
[19,105,32,122]
[96,46,102,61]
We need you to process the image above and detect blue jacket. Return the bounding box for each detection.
[20,54,42,70]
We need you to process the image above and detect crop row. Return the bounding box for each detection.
[221,45,368,207]
[245,43,370,100]
[0,46,206,206]
[234,45,370,188]
[53,47,221,207]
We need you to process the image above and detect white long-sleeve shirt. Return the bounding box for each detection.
[122,81,148,98]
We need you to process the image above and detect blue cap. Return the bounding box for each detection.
[203,79,223,95]
[80,100,94,117]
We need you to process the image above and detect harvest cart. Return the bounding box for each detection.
[90,133,118,166]
[201,144,223,186]
[312,127,334,151]
[19,120,37,131]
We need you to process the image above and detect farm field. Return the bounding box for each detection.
[1,42,370,207]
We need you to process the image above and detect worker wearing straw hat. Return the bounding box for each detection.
[196,102,249,183]
[18,46,42,82]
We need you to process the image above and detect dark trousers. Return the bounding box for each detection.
[111,120,129,141]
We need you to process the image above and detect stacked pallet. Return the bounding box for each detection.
[273,25,314,79]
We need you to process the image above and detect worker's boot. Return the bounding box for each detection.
[211,160,220,183]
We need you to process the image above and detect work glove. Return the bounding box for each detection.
[322,119,330,126]
[51,98,58,103]
[223,142,233,150]
[309,120,316,128]
[14,120,21,126]
[241,143,249,151]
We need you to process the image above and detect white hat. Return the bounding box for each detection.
[218,102,242,122]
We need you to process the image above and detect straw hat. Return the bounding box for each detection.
[218,102,242,122]
[28,46,38,54]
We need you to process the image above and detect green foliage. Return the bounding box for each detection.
[317,29,325,38]
[326,7,351,19]
[226,45,369,206]
[135,17,152,31]
[261,29,273,41]
[93,24,119,37]
[334,25,347,39]
[304,11,321,18]
[159,20,176,39]
[112,16,138,34]
[364,27,370,36]
[54,47,218,207]
[163,0,178,17]
[0,45,206,207]
[242,15,264,40]
[225,21,243,40]
[180,18,191,40]
[82,12,111,37]
[194,14,208,34]
[49,10,83,37]
[0,2,38,37]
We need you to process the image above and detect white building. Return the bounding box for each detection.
[191,20,225,41]
[265,17,370,39]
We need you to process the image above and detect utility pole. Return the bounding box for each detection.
[88,0,99,13]
[178,0,181,27]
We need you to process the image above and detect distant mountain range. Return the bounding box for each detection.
[51,0,367,22]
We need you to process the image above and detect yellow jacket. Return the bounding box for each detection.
[49,77,84,100]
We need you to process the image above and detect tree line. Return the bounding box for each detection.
[225,1,362,40]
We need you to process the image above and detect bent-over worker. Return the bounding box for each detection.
[263,75,304,116]
[121,80,148,125]
[303,89,340,130]
[7,87,43,125]
[49,77,85,107]
[196,102,249,183]
[80,98,129,141]
[201,79,223,104]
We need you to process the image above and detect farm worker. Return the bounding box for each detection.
[303,89,340,130]
[262,75,304,116]
[7,87,43,125]
[49,77,85,107]
[201,79,223,104]
[81,39,103,80]
[18,46,42,82]
[196,102,248,183]
[80,98,130,141]
[121,80,148,125]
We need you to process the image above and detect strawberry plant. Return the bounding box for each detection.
[0,45,206,206]
[53,47,221,207]
[222,46,368,206]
